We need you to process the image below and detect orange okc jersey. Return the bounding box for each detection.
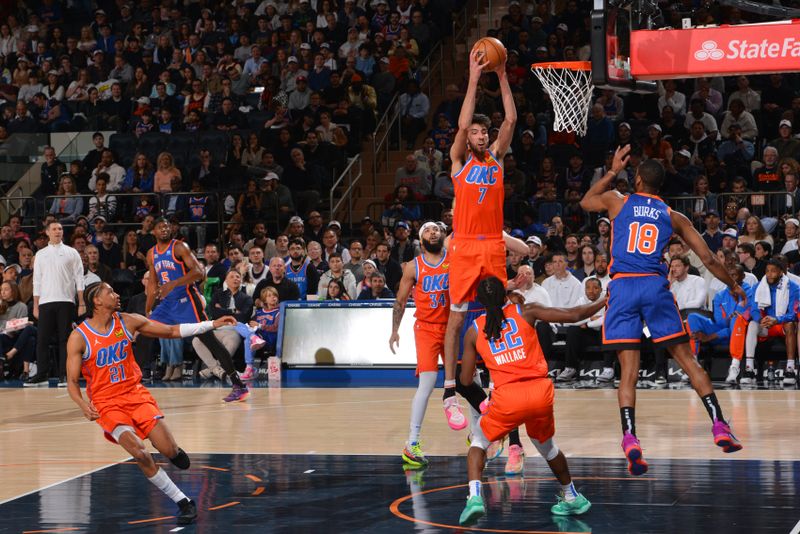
[473,303,548,388]
[77,313,142,407]
[452,150,504,238]
[413,252,450,324]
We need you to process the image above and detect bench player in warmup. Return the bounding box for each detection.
[581,145,745,476]
[443,46,516,430]
[66,282,237,525]
[146,217,249,402]
[457,276,601,526]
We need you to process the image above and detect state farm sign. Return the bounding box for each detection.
[631,21,800,79]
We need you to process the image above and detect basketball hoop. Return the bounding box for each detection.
[531,61,594,136]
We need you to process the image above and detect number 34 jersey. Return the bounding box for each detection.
[413,252,450,325]
[609,193,673,277]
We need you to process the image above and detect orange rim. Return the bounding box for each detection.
[531,60,591,71]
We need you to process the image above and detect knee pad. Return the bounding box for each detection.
[532,438,559,462]
[110,425,136,443]
[170,447,191,470]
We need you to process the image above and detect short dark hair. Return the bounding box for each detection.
[328,252,342,260]
[766,258,785,272]
[670,255,690,267]
[637,159,665,189]
[585,277,602,289]
[471,114,491,129]
[288,238,306,248]
[737,242,756,257]
[755,240,773,256]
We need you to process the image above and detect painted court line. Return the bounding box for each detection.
[0,458,127,506]
[789,518,800,534]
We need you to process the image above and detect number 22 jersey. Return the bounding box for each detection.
[609,193,673,277]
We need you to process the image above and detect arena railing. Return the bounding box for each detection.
[365,200,446,229]
[717,191,797,222]
[662,196,710,231]
[329,157,363,231]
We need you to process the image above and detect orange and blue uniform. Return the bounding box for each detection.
[449,150,507,304]
[412,252,450,375]
[472,304,554,443]
[150,239,207,325]
[604,193,688,349]
[76,313,163,442]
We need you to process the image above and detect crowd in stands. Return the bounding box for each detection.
[1,0,800,385]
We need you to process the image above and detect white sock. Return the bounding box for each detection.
[562,481,578,502]
[745,358,755,370]
[469,480,482,497]
[148,468,188,503]
[731,359,740,369]
[408,372,437,443]
[745,321,759,363]
[787,359,796,371]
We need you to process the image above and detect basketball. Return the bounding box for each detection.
[472,37,507,70]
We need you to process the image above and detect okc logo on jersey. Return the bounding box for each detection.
[464,164,499,185]
[95,339,130,367]
[421,273,449,292]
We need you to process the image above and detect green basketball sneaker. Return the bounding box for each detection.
[402,441,429,467]
[551,492,591,516]
[459,495,486,526]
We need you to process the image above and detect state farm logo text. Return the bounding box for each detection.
[695,38,800,61]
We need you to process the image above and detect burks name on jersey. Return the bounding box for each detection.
[632,205,661,220]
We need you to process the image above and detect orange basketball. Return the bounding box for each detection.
[472,37,507,70]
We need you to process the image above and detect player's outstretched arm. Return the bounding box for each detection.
[390,261,416,353]
[503,231,528,255]
[121,313,237,339]
[459,326,479,386]
[491,65,516,159]
[580,145,630,215]
[521,299,606,326]
[672,210,747,305]
[145,248,157,316]
[66,331,99,421]
[450,49,489,167]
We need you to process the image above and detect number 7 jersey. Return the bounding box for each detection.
[609,193,672,277]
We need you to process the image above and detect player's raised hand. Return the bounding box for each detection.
[389,331,400,354]
[469,48,490,80]
[611,144,631,174]
[212,316,238,328]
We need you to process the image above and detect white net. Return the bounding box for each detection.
[532,63,594,136]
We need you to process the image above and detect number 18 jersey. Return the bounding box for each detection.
[413,252,450,325]
[609,193,672,277]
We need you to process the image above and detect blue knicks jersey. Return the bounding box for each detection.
[610,193,672,276]
[152,239,190,299]
[285,258,310,298]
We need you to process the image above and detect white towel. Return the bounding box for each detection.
[755,274,789,316]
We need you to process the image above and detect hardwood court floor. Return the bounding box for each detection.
[1,385,798,507]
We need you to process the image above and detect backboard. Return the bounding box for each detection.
[590,0,658,93]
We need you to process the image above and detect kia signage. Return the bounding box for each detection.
[631,20,800,79]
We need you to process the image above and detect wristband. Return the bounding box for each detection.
[179,320,214,337]
[444,379,456,388]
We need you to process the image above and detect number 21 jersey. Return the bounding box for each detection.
[610,193,672,277]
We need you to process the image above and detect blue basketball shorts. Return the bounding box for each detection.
[602,274,689,350]
[149,287,208,326]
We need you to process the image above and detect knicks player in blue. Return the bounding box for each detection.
[581,146,746,476]
[146,218,249,402]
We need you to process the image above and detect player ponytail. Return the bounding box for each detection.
[84,282,103,318]
[476,276,507,342]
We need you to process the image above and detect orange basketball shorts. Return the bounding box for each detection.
[413,321,447,376]
[758,323,787,342]
[480,378,555,443]
[448,237,507,305]
[95,385,164,443]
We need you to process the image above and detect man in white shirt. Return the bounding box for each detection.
[317,253,358,299]
[558,277,615,383]
[508,265,557,363]
[669,256,708,311]
[26,222,85,386]
[88,149,126,192]
[542,252,582,308]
